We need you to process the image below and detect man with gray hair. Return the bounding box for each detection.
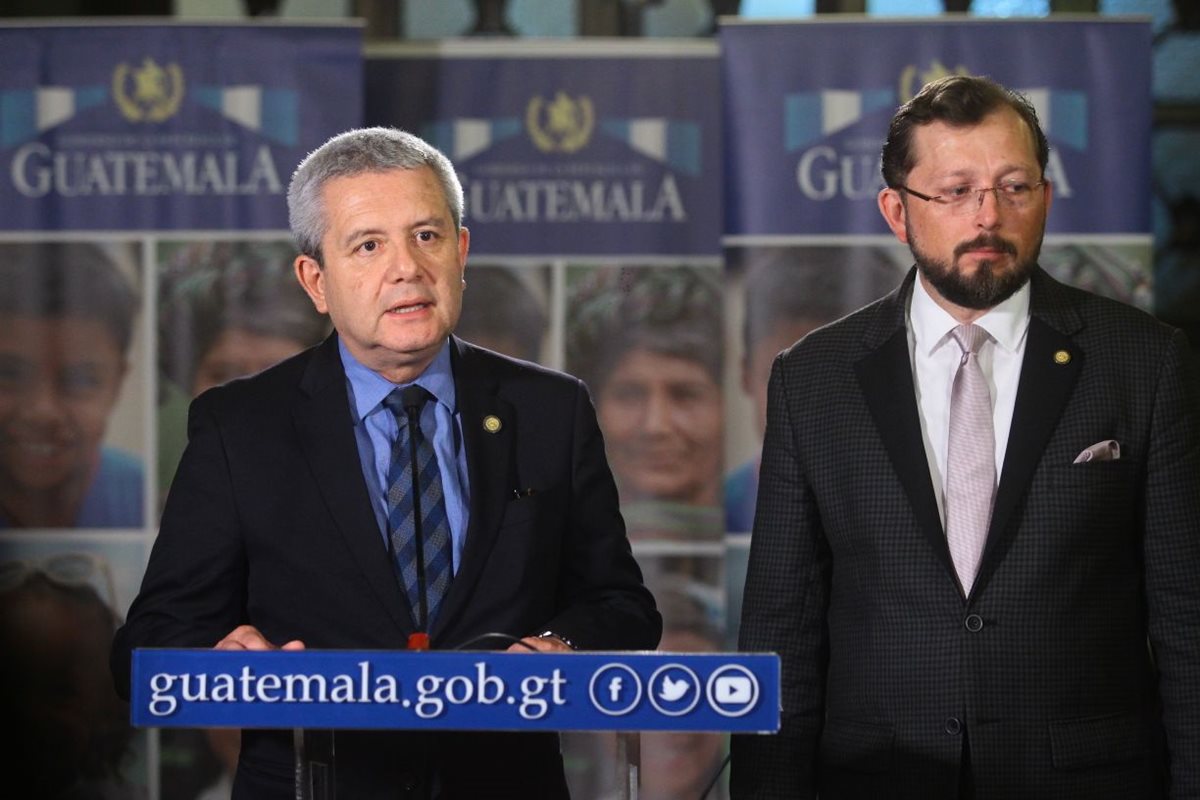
[113,127,660,799]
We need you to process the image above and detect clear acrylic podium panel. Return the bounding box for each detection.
[132,648,779,800]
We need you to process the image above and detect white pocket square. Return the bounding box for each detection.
[1073,439,1120,463]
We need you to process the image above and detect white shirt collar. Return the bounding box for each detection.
[910,271,1031,356]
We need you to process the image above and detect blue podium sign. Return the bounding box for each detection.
[132,649,779,733]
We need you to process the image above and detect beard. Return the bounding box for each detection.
[908,225,1042,311]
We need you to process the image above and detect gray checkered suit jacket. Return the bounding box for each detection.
[732,267,1200,799]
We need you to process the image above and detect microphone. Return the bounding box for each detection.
[401,385,430,651]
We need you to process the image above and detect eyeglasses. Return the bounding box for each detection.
[0,552,119,613]
[901,180,1046,216]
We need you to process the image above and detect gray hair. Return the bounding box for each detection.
[286,127,464,264]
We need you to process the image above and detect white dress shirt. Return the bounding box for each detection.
[907,273,1031,528]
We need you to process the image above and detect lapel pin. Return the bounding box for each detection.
[483,415,502,434]
[1053,349,1072,365]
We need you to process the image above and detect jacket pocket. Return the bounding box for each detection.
[819,718,894,773]
[1049,710,1147,770]
[1046,459,1136,490]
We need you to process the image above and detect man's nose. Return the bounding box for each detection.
[384,243,421,280]
[973,187,1002,227]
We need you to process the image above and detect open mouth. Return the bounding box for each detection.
[387,302,430,315]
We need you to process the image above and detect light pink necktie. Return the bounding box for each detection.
[946,324,995,594]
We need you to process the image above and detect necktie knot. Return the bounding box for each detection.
[950,323,989,356]
[383,385,433,422]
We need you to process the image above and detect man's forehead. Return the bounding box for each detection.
[910,109,1039,170]
[321,167,451,219]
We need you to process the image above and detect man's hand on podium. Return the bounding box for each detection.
[506,634,572,653]
[215,624,306,651]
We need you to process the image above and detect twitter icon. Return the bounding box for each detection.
[659,675,690,702]
[649,665,701,716]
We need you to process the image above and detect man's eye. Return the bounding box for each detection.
[416,231,438,243]
[1002,182,1031,196]
[945,186,974,199]
[358,240,379,253]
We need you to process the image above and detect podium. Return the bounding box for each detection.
[132,649,779,799]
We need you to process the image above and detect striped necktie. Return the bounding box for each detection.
[382,386,453,631]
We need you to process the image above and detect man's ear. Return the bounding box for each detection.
[877,187,910,244]
[294,254,329,314]
[457,226,471,281]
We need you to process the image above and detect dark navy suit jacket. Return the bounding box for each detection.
[733,268,1200,799]
[113,335,661,799]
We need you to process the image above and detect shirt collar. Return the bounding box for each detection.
[909,270,1031,356]
[339,337,457,423]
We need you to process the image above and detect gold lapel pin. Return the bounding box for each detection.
[1053,350,1072,365]
[483,415,502,434]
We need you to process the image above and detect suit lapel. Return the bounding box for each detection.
[292,335,413,635]
[972,269,1083,598]
[855,270,955,582]
[431,338,516,638]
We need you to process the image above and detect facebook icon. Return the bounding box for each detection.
[589,664,642,716]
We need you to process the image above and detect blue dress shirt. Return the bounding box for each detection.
[339,338,470,574]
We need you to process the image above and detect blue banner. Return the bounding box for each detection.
[132,649,779,733]
[721,19,1152,237]
[0,23,362,230]
[365,42,722,257]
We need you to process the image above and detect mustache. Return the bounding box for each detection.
[954,234,1017,259]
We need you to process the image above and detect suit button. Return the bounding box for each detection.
[945,717,962,735]
[964,614,984,632]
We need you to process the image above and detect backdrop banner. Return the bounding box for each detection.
[365,41,723,258]
[1,22,362,230]
[0,22,361,800]
[720,18,1152,239]
[365,42,730,798]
